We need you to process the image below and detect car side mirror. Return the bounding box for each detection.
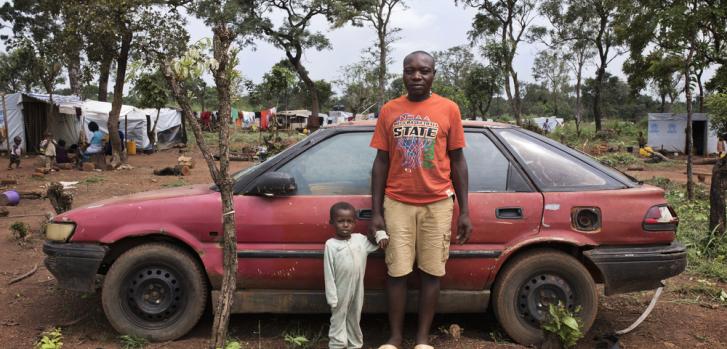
[247,172,297,197]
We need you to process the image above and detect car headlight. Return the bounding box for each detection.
[45,223,76,242]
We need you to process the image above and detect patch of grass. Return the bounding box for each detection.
[596,152,640,168]
[549,120,645,152]
[118,334,147,349]
[645,177,727,281]
[161,179,188,188]
[35,327,63,349]
[672,278,727,305]
[281,323,324,349]
[541,303,583,348]
[10,221,29,241]
[81,175,104,184]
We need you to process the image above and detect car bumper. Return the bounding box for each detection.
[43,241,108,293]
[584,241,687,295]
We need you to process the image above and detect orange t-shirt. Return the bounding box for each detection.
[370,93,466,204]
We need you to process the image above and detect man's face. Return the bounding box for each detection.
[403,53,435,99]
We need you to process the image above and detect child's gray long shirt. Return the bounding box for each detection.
[323,233,378,308]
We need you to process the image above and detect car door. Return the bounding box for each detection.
[448,131,543,289]
[233,131,379,289]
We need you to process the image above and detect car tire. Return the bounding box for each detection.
[492,249,598,346]
[101,243,208,342]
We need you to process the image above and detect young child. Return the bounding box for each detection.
[324,202,388,349]
[7,136,22,169]
[39,132,56,170]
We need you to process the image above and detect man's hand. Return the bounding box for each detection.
[370,213,386,237]
[456,213,472,244]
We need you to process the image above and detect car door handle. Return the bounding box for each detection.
[357,209,373,220]
[496,207,523,219]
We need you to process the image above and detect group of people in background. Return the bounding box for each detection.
[6,121,125,171]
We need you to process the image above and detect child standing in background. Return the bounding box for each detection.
[324,202,388,349]
[7,136,22,169]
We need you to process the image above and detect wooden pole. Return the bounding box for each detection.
[1,94,11,156]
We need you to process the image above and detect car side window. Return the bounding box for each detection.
[498,129,612,190]
[464,132,529,192]
[277,132,376,195]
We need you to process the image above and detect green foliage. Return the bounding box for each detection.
[541,303,583,348]
[35,327,63,349]
[281,323,324,349]
[81,175,105,184]
[162,179,188,188]
[118,334,147,349]
[222,339,242,349]
[646,178,727,281]
[596,152,639,167]
[130,69,170,109]
[284,334,309,347]
[706,93,727,137]
[10,221,29,241]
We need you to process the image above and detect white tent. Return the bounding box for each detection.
[647,113,716,155]
[0,92,83,153]
[532,116,564,133]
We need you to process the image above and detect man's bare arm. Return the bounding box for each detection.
[449,148,472,244]
[370,150,389,236]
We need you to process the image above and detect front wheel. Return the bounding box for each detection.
[101,243,208,342]
[492,249,598,345]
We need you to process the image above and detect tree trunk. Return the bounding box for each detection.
[709,157,727,235]
[512,69,522,125]
[68,50,82,96]
[697,68,705,113]
[575,61,583,137]
[148,108,161,149]
[98,52,113,102]
[593,65,605,131]
[660,94,666,113]
[109,29,133,167]
[377,29,387,112]
[287,52,319,129]
[209,24,238,349]
[685,44,695,200]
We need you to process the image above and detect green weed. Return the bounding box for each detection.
[541,303,583,348]
[596,152,640,168]
[81,175,104,184]
[162,179,188,188]
[119,334,147,349]
[281,324,324,349]
[10,221,29,241]
[35,327,63,349]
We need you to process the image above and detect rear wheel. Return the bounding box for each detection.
[101,243,207,342]
[492,249,598,345]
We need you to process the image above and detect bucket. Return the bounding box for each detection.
[127,140,137,155]
[2,190,20,206]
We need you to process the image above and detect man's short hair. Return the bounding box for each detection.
[329,201,356,223]
[404,50,435,67]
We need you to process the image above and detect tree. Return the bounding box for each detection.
[463,63,501,117]
[130,70,170,149]
[461,0,538,125]
[255,0,349,129]
[624,52,683,112]
[337,60,379,116]
[347,0,405,111]
[622,0,712,200]
[532,49,570,117]
[249,61,298,111]
[707,93,727,234]
[0,45,38,92]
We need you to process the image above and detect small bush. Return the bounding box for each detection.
[541,303,583,348]
[36,328,63,349]
[10,221,30,242]
[596,152,640,168]
[119,335,147,349]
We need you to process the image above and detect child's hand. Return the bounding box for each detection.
[378,238,389,250]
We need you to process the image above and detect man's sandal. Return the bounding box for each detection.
[413,345,434,349]
[377,345,399,349]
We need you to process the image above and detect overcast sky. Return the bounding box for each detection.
[183,1,630,90]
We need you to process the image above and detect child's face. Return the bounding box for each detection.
[13,139,20,145]
[332,209,356,239]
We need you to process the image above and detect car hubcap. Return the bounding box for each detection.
[517,273,575,325]
[125,266,184,324]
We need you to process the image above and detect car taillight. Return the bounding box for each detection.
[643,205,678,231]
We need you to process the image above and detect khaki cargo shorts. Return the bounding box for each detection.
[383,196,454,277]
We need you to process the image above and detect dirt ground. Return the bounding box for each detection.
[0,149,725,349]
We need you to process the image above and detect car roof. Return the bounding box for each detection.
[323,119,516,129]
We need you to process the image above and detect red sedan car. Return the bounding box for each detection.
[43,121,686,345]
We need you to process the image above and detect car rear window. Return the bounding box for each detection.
[497,129,628,191]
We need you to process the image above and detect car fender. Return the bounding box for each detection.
[494,230,598,275]
[98,223,206,253]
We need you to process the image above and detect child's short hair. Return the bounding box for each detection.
[329,201,356,224]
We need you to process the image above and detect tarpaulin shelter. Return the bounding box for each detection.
[647,113,716,155]
[0,92,83,153]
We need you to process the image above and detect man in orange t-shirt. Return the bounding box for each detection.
[370,51,471,349]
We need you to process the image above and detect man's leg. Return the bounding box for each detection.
[385,275,407,346]
[416,271,440,345]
